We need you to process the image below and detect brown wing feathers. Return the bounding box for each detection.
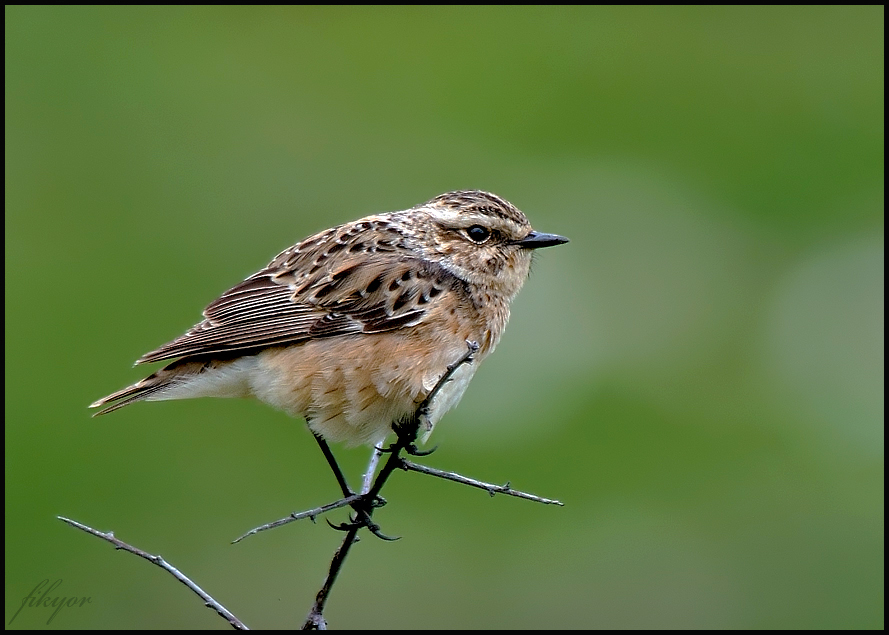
[134,224,457,366]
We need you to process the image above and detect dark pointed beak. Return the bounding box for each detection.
[514,231,569,249]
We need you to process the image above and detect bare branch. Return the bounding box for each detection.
[399,459,564,506]
[416,340,480,432]
[232,494,363,544]
[57,516,248,630]
[361,445,385,494]
[302,528,359,630]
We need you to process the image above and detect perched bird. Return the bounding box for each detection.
[90,190,568,448]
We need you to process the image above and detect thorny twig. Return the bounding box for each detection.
[57,516,247,630]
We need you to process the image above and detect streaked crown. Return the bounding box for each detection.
[392,190,543,298]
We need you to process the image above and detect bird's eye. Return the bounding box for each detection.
[465,225,491,243]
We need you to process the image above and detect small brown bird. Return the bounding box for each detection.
[90,190,568,447]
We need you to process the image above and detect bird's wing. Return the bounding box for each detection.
[136,222,463,364]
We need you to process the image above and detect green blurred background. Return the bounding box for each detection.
[5,6,883,629]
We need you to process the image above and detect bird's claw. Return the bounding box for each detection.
[366,523,401,541]
[326,517,360,532]
[326,503,399,540]
[406,443,437,456]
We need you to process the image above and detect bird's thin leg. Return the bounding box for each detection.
[313,432,353,498]
[312,434,392,539]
